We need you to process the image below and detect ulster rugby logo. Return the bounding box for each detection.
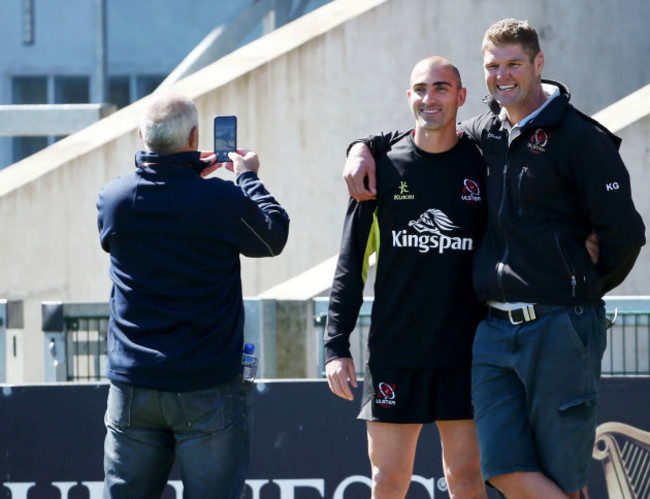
[462,179,482,203]
[528,128,551,153]
[375,382,397,407]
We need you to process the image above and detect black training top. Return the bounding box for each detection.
[326,132,487,369]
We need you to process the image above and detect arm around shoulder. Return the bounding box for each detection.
[343,130,408,202]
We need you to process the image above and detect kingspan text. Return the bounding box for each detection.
[392,230,474,254]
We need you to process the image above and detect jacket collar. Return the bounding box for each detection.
[484,78,570,129]
[135,150,206,175]
[482,78,621,150]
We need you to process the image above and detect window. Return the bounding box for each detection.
[9,73,165,165]
[136,75,165,100]
[12,76,47,104]
[11,76,48,163]
[54,76,89,104]
[109,76,130,110]
[109,74,165,109]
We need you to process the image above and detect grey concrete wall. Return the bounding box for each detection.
[1,0,649,382]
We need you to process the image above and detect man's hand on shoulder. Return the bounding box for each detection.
[344,142,377,202]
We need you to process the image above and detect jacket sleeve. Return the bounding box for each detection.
[325,198,378,362]
[234,171,290,257]
[96,188,109,252]
[96,180,121,253]
[347,130,412,157]
[571,128,646,292]
[459,112,494,144]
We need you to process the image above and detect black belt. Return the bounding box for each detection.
[488,304,554,325]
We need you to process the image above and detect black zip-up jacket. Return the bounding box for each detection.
[361,80,645,306]
[463,80,644,305]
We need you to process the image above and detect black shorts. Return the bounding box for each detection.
[358,363,473,424]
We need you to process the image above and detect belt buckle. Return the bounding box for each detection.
[508,310,523,325]
[508,305,537,325]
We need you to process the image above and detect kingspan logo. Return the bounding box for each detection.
[392,208,474,254]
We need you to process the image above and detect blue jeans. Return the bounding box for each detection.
[103,376,252,499]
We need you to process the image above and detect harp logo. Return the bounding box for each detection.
[593,421,650,498]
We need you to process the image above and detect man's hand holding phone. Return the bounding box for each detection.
[199,149,259,178]
[199,115,239,177]
[230,150,259,176]
[202,116,259,178]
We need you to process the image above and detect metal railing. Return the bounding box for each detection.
[42,302,109,382]
[314,297,373,378]
[0,300,24,383]
[41,299,277,382]
[314,296,650,377]
[64,314,109,382]
[602,297,650,374]
[39,297,650,382]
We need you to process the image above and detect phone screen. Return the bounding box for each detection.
[213,115,237,162]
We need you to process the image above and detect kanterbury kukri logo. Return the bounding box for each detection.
[394,181,415,201]
[392,208,475,254]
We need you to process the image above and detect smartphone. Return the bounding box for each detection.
[213,115,237,162]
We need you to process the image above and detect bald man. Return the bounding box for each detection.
[325,57,487,499]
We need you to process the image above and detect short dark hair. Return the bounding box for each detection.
[482,18,541,62]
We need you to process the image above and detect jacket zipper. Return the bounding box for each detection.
[517,166,527,214]
[554,233,577,298]
[496,159,510,302]
[496,124,524,302]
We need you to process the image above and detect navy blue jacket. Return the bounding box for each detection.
[97,151,289,391]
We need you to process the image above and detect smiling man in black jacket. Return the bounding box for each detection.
[97,91,289,498]
[342,18,645,499]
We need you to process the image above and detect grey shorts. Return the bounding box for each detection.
[471,305,607,493]
[358,363,474,424]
